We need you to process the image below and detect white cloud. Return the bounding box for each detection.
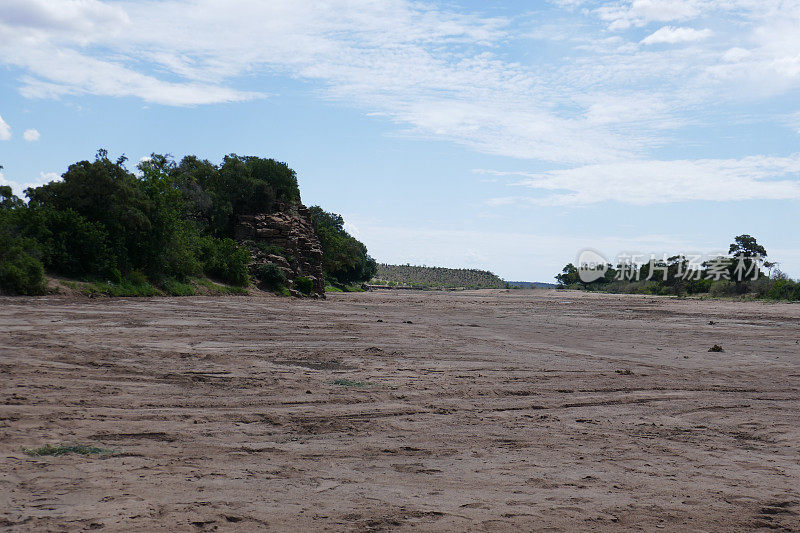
[597,0,704,30]
[0,0,129,34]
[0,114,10,140]
[1,0,800,195]
[22,128,40,141]
[722,47,751,62]
[641,26,711,45]
[481,154,800,205]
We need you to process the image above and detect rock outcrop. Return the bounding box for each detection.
[235,204,325,297]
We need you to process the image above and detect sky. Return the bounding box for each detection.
[0,0,799,282]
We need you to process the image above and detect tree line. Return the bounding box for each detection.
[0,151,375,295]
[555,235,800,301]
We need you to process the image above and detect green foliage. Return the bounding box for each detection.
[1,151,374,297]
[294,275,314,294]
[176,154,300,236]
[22,207,115,278]
[707,280,736,297]
[555,263,581,287]
[308,206,376,284]
[555,235,800,301]
[24,444,117,457]
[73,276,159,297]
[0,185,24,209]
[26,153,153,273]
[767,279,800,301]
[253,262,286,290]
[255,242,285,257]
[161,278,196,296]
[372,264,505,289]
[0,235,46,295]
[198,236,251,286]
[193,278,249,295]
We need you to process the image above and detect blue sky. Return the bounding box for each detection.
[1,0,799,281]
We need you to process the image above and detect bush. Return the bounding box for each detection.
[746,277,773,298]
[161,278,196,296]
[0,239,46,295]
[767,279,800,301]
[20,207,115,278]
[104,279,159,297]
[255,242,285,257]
[199,236,251,286]
[294,275,314,294]
[709,280,737,297]
[254,262,286,290]
[127,270,149,286]
[308,206,376,284]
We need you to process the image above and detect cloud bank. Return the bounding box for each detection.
[1,0,799,205]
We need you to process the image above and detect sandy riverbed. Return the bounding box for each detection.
[1,289,799,531]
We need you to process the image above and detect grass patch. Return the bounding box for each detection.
[333,378,372,388]
[325,282,364,293]
[192,278,249,295]
[76,279,159,297]
[294,276,314,295]
[342,284,365,292]
[61,276,247,297]
[23,444,118,457]
[161,278,196,296]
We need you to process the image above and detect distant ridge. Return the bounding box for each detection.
[507,281,556,289]
[371,264,506,290]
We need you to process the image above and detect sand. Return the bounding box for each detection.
[1,289,799,531]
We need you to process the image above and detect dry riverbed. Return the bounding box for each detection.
[1,289,799,531]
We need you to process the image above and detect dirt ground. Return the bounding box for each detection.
[1,289,799,531]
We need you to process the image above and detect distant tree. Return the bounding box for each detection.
[729,234,767,259]
[555,263,580,287]
[728,234,768,288]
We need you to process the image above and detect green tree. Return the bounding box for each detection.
[728,234,768,288]
[308,206,376,284]
[26,151,155,274]
[555,263,580,286]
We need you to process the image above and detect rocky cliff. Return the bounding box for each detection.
[235,204,325,297]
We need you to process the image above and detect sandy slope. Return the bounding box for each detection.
[1,289,799,531]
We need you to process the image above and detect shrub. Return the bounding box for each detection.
[0,239,46,295]
[21,207,115,278]
[161,278,196,296]
[199,236,251,286]
[254,262,286,290]
[255,242,285,257]
[294,276,314,294]
[746,277,773,298]
[127,270,149,285]
[308,206,377,284]
[709,280,737,297]
[767,279,800,301]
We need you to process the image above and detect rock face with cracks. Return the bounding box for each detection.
[235,204,325,297]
